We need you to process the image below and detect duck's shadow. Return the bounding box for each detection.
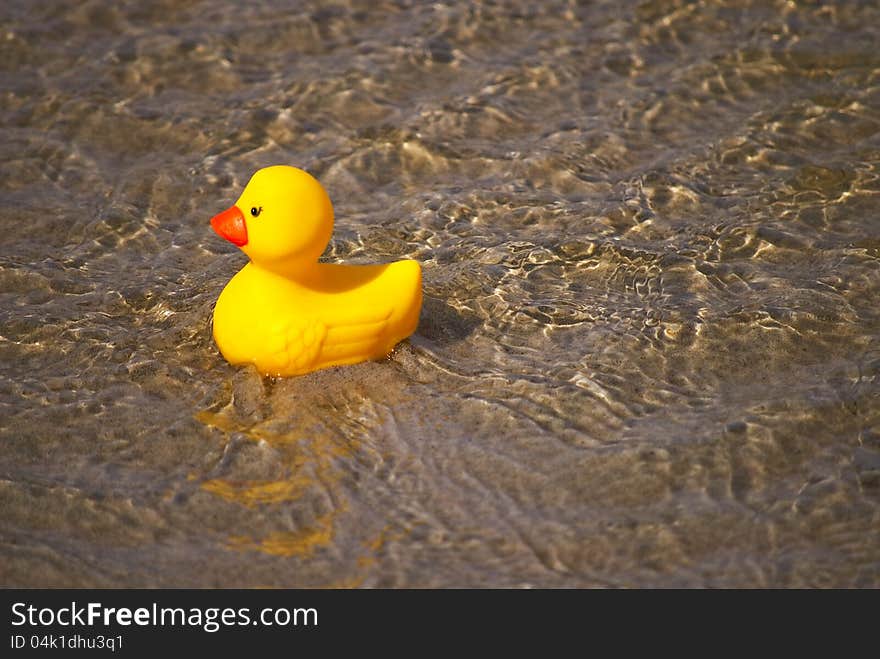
[415,295,481,345]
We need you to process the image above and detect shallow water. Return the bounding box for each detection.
[1,0,879,587]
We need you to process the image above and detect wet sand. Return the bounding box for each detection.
[1,0,878,587]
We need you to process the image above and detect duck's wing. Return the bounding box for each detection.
[314,306,394,369]
[259,316,328,376]
[258,305,393,376]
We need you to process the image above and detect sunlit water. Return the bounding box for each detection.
[1,0,878,587]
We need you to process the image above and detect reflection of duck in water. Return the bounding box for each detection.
[194,374,404,578]
[210,165,422,376]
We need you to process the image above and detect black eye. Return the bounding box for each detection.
[250,206,262,217]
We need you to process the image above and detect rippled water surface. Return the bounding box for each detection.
[2,0,879,587]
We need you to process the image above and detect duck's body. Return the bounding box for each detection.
[213,260,421,376]
[209,166,422,377]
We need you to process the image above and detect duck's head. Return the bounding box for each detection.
[210,165,333,275]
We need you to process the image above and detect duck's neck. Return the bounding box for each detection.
[247,260,324,288]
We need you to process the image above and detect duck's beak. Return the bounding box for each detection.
[210,206,248,246]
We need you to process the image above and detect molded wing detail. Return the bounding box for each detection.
[257,307,394,376]
[259,317,328,376]
[317,307,394,369]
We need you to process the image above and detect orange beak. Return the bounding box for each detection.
[210,206,248,246]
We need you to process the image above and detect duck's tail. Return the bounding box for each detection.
[385,259,422,348]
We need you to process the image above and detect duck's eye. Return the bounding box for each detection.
[250,206,262,217]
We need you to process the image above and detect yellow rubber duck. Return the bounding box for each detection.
[209,165,422,377]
